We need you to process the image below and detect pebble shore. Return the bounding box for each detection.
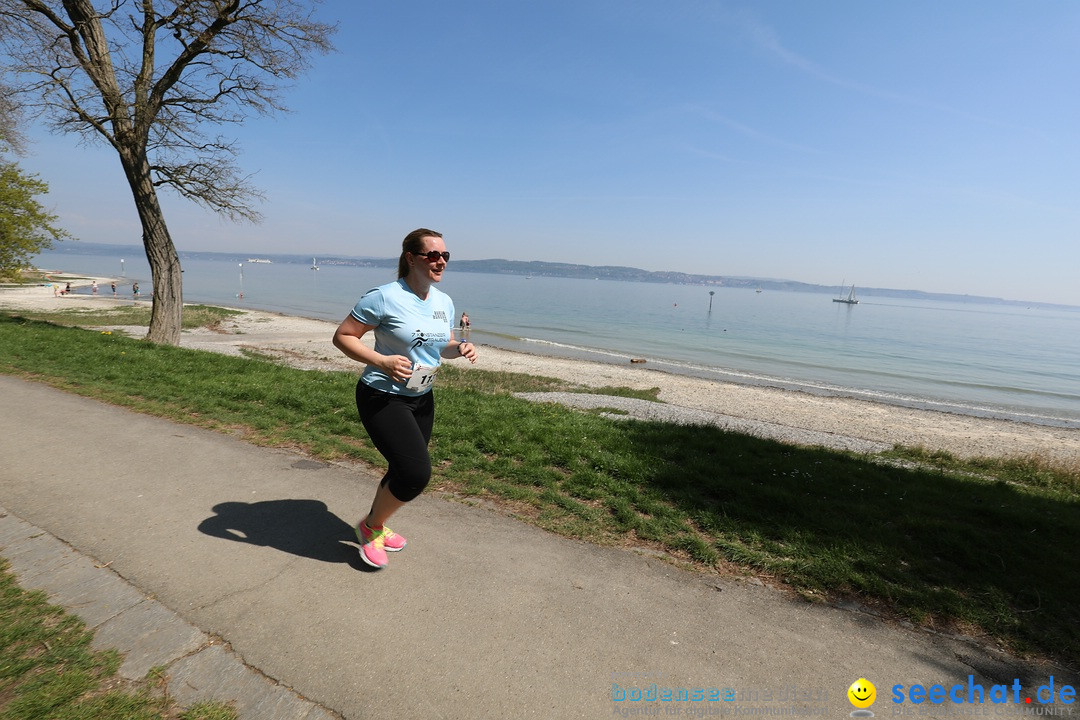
[4,275,1078,463]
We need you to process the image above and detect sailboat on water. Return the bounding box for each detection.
[311,257,319,271]
[832,282,859,305]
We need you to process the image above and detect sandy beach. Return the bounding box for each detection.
[4,274,1079,464]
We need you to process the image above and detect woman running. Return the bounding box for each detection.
[333,228,477,568]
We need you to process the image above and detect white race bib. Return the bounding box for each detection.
[405,363,439,391]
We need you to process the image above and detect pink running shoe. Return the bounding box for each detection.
[356,522,388,569]
[381,525,407,552]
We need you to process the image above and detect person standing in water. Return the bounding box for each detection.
[332,228,477,569]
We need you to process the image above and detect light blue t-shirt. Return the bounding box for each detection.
[350,279,456,396]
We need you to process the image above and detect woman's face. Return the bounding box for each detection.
[410,235,449,284]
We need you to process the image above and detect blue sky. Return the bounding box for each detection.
[21,0,1080,305]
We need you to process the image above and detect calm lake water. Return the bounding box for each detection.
[31,245,1080,429]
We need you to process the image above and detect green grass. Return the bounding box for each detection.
[0,560,236,720]
[1,269,61,284]
[1,310,1078,669]
[6,304,242,331]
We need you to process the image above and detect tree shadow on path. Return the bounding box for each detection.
[198,499,373,571]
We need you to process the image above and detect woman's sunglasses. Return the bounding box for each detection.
[413,250,450,262]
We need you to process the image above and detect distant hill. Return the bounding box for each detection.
[441,259,1072,309]
[46,243,1076,310]
[449,258,722,285]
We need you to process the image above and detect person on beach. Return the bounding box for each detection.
[132,282,139,297]
[92,281,98,295]
[460,311,470,340]
[111,283,117,297]
[332,228,477,569]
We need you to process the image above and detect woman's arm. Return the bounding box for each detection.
[333,315,414,381]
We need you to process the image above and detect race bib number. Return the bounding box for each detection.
[406,363,439,391]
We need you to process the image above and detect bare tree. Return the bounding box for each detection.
[0,0,334,343]
[0,84,26,154]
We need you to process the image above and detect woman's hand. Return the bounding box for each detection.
[458,341,477,364]
[380,354,414,382]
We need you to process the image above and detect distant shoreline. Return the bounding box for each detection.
[16,261,1080,431]
[42,242,1080,310]
[4,271,1079,465]
[33,266,1079,431]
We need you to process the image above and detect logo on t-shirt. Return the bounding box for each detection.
[411,328,449,350]
[432,310,447,321]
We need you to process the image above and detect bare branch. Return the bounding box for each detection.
[150,155,264,222]
[1,0,334,211]
[0,81,27,153]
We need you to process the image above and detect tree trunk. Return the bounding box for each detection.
[118,148,183,345]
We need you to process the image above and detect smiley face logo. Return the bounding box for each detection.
[848,678,876,709]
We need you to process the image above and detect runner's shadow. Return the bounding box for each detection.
[197,499,373,571]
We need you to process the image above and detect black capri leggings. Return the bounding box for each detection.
[356,381,434,503]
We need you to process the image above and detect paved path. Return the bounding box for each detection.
[0,376,1072,719]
